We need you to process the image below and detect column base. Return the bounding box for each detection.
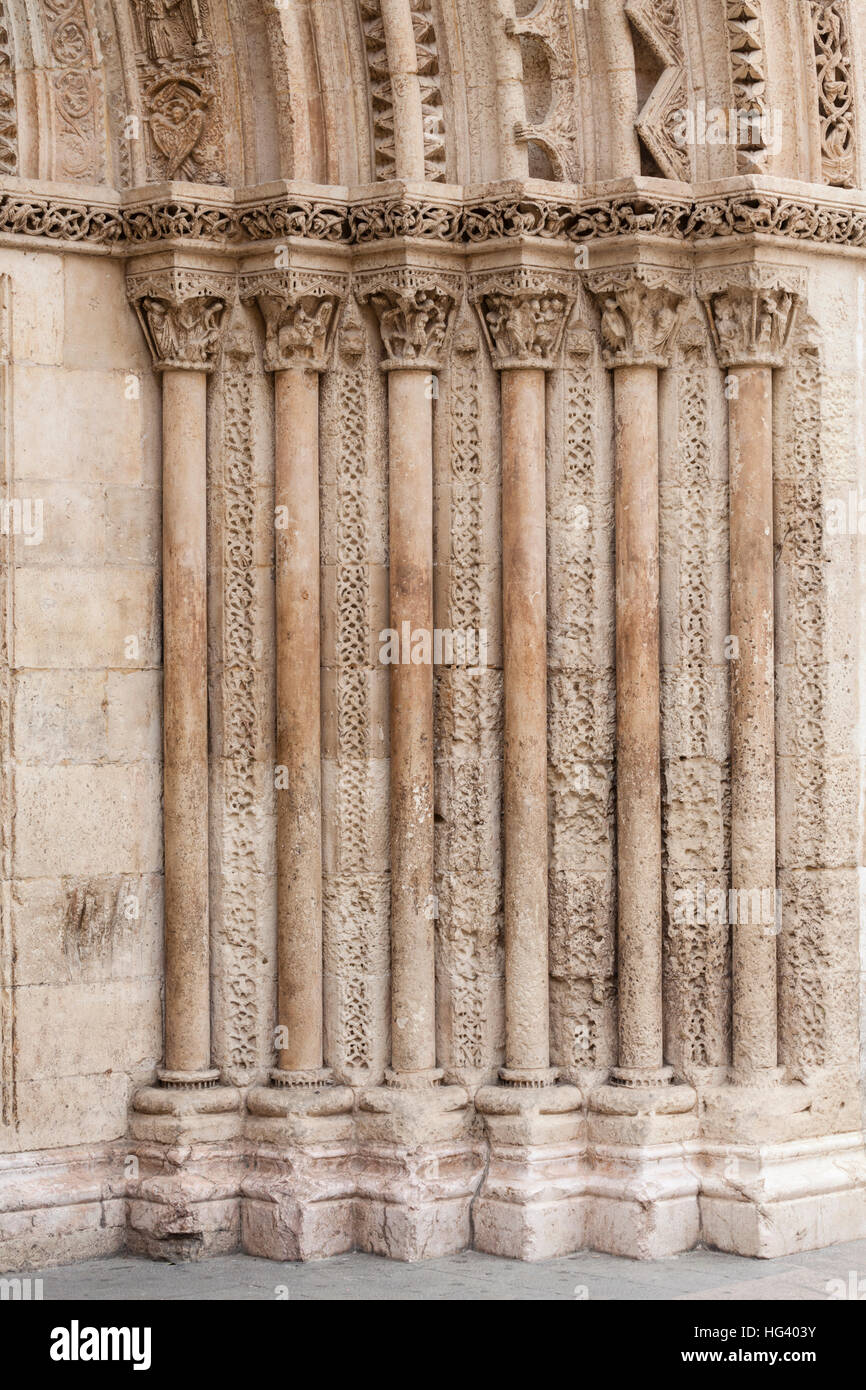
[695,1132,866,1258]
[584,1080,700,1259]
[240,1079,356,1260]
[700,1078,820,1144]
[472,1083,585,1260]
[355,1084,483,1261]
[130,1079,242,1144]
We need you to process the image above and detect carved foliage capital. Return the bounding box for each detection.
[126,267,236,372]
[240,269,348,372]
[584,265,691,368]
[697,265,806,367]
[469,268,577,370]
[356,268,461,370]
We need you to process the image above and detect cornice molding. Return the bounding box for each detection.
[1,181,866,255]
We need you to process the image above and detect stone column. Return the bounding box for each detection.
[585,265,690,1090]
[126,266,238,1114]
[351,263,484,1263]
[239,269,347,1093]
[470,267,576,1087]
[699,266,804,1084]
[579,263,698,1261]
[238,267,356,1261]
[469,263,584,1261]
[357,266,461,1088]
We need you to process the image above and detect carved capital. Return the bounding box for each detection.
[469,268,576,370]
[126,267,236,371]
[697,265,806,368]
[584,265,691,368]
[239,269,347,372]
[355,268,461,370]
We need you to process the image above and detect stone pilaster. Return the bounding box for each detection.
[468,263,584,1259]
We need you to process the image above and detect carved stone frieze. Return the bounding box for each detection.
[126,266,236,370]
[4,184,866,254]
[470,268,576,370]
[356,268,461,370]
[584,265,691,368]
[697,265,805,367]
[239,269,348,372]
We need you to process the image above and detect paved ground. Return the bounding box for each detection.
[14,1239,866,1300]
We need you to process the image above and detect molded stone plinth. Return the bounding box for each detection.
[583,1082,700,1258]
[126,1146,243,1262]
[245,1083,355,1144]
[0,1145,128,1274]
[699,1079,826,1144]
[240,1084,357,1259]
[354,1085,484,1260]
[472,1084,585,1260]
[585,1142,701,1259]
[695,1132,866,1258]
[241,1142,356,1262]
[130,1083,243,1144]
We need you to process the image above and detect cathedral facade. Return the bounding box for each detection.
[1,0,866,1268]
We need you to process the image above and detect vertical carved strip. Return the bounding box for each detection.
[548,324,616,1082]
[662,319,729,1077]
[322,305,390,1085]
[0,276,13,1126]
[38,0,106,182]
[359,0,446,182]
[215,332,260,1080]
[0,2,17,175]
[435,312,503,1086]
[776,324,842,1079]
[725,0,769,171]
[809,0,856,188]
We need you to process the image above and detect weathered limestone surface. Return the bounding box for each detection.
[1,0,866,1271]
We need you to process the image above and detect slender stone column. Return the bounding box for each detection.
[471,268,575,1086]
[586,265,689,1088]
[358,267,460,1087]
[240,270,346,1089]
[127,265,235,1091]
[699,266,803,1083]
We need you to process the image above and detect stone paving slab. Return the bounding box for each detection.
[10,1239,866,1301]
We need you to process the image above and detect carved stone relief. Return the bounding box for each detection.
[809,0,856,187]
[130,0,226,183]
[40,0,106,181]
